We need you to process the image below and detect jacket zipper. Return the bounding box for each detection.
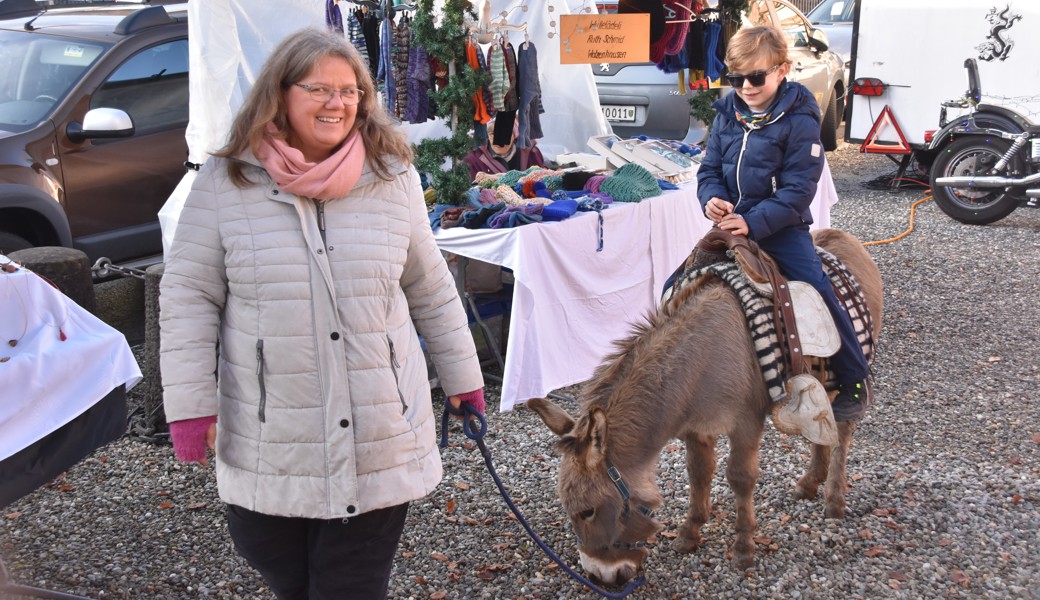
[734,128,752,209]
[387,337,409,414]
[733,110,784,210]
[315,200,327,246]
[256,339,267,422]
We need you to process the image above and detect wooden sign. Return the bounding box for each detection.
[558,14,649,64]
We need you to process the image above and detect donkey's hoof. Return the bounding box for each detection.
[792,483,818,501]
[732,553,755,571]
[824,504,846,519]
[672,535,702,554]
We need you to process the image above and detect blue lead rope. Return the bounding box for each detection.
[440,403,646,598]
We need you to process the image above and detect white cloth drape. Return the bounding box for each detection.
[0,259,141,461]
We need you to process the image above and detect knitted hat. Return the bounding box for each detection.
[440,207,466,229]
[599,163,663,203]
[541,198,579,221]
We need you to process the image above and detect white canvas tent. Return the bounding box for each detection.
[159,0,608,253]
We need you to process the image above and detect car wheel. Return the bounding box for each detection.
[0,231,32,255]
[820,92,839,152]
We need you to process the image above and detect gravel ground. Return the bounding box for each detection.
[3,142,1039,600]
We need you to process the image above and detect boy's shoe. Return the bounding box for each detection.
[832,379,873,422]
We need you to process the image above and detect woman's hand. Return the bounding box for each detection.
[169,416,217,467]
[706,197,734,224]
[448,388,486,422]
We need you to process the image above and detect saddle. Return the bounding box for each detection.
[675,229,840,446]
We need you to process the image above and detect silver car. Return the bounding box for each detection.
[595,0,847,150]
[806,0,854,74]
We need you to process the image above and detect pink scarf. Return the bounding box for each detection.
[255,125,366,200]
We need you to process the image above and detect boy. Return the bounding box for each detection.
[696,26,871,422]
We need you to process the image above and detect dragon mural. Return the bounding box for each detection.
[977,4,1022,62]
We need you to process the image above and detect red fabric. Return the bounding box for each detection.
[456,388,486,415]
[169,415,217,462]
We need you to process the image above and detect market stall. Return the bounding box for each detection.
[160,0,607,252]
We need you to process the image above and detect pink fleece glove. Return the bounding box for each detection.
[456,388,486,415]
[168,415,217,462]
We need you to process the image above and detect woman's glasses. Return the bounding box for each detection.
[294,83,365,105]
[724,64,782,88]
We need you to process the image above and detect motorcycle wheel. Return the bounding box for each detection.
[930,136,1024,225]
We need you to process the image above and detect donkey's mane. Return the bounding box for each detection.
[581,274,729,413]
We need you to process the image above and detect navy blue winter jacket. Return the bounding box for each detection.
[696,80,825,241]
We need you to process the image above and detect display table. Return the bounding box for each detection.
[434,166,838,411]
[0,256,142,489]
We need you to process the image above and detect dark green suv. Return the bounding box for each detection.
[0,2,188,268]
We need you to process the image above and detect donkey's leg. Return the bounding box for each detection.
[674,433,716,554]
[726,423,764,570]
[823,421,856,519]
[793,441,831,501]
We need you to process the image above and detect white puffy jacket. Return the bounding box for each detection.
[160,153,483,519]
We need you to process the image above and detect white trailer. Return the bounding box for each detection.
[846,0,1040,172]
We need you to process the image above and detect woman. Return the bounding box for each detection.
[462,116,545,179]
[160,27,485,599]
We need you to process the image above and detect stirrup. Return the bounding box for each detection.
[770,374,839,446]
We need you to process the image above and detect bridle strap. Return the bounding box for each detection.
[605,460,656,520]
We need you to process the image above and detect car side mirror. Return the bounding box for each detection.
[66,107,135,143]
[807,29,830,52]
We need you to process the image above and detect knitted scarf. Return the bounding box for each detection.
[733,109,773,130]
[255,126,366,201]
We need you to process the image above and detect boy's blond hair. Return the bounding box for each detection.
[725,26,790,73]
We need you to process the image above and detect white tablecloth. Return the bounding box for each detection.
[0,257,142,461]
[434,166,838,411]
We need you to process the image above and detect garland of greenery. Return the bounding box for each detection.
[688,88,720,141]
[412,0,488,206]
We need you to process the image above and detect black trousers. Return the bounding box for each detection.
[226,502,409,600]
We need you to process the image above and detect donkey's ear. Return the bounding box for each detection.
[586,407,608,462]
[526,397,575,437]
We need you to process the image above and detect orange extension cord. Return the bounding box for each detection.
[862,194,933,246]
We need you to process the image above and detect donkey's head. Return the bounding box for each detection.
[527,397,663,586]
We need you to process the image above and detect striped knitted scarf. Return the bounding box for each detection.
[664,249,874,403]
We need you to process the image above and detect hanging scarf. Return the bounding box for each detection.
[255,124,366,201]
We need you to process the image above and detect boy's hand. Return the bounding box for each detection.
[706,197,734,223]
[718,213,749,236]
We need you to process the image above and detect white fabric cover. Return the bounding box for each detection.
[0,259,141,461]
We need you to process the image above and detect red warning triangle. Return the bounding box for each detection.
[860,105,912,154]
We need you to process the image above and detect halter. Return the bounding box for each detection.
[604,459,656,551]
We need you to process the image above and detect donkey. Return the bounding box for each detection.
[527,228,883,585]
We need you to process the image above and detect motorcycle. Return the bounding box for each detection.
[928,58,1040,225]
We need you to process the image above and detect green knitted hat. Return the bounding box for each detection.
[600,163,662,202]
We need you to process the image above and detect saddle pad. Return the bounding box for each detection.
[788,281,841,357]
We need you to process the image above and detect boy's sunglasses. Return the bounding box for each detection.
[725,63,783,88]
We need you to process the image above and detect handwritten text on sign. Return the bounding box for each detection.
[558,14,649,64]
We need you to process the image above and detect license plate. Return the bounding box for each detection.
[602,105,636,123]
